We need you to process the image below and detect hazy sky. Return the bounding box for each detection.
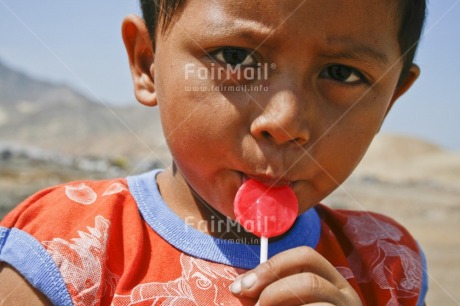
[1,0,459,149]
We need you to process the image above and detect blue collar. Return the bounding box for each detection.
[128,170,321,270]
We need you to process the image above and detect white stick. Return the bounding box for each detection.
[260,236,268,263]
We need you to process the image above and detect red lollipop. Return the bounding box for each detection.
[234,179,298,262]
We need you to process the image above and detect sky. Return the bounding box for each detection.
[0,0,459,149]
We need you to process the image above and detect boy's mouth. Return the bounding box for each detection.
[240,172,295,189]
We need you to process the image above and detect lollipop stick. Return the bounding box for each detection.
[260,236,268,263]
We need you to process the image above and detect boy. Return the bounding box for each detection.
[0,0,428,305]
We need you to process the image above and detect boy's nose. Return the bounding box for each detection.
[250,90,310,147]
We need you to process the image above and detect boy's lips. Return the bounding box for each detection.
[240,172,295,188]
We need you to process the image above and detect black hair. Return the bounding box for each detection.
[397,0,427,86]
[139,0,185,41]
[140,0,426,86]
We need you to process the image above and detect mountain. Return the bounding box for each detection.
[0,59,169,160]
[352,134,460,190]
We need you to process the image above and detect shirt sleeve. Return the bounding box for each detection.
[417,242,429,306]
[0,186,74,306]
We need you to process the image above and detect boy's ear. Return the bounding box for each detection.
[122,14,157,106]
[384,64,420,117]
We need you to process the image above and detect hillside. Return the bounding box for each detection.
[0,60,168,160]
[352,134,460,189]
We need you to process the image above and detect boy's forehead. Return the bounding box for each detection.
[180,0,399,41]
[183,0,398,26]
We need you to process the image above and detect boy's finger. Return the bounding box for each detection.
[230,246,348,298]
[257,273,341,306]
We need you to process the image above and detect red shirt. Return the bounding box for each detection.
[0,170,427,305]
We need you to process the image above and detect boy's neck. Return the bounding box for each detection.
[156,166,262,243]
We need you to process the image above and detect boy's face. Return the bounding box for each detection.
[130,0,418,219]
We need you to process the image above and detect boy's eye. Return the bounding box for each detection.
[320,65,365,84]
[211,47,257,66]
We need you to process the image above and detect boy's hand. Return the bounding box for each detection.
[230,246,362,306]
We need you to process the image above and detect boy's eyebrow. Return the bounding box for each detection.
[324,37,390,66]
[202,19,274,41]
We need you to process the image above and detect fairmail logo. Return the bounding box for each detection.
[184,62,275,81]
